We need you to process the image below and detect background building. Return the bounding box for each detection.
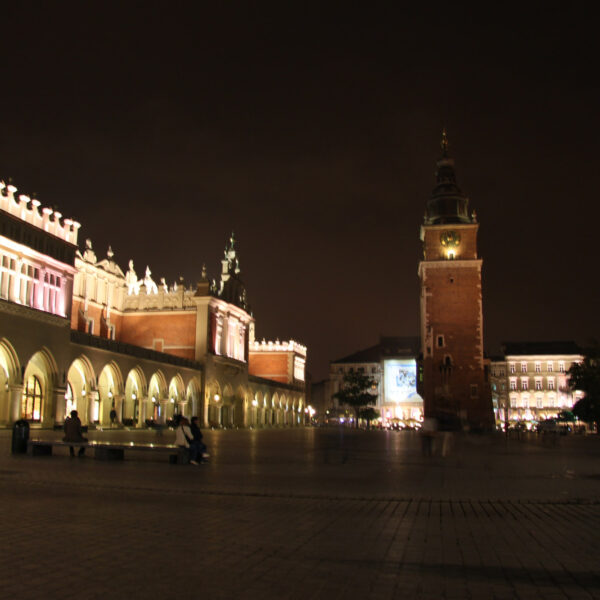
[327,336,422,427]
[491,341,584,429]
[0,179,306,429]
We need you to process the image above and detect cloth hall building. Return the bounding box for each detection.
[0,179,307,430]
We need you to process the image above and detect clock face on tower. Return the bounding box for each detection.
[440,230,461,248]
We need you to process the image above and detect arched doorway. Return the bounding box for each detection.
[21,348,57,427]
[123,367,146,427]
[0,338,20,424]
[66,356,95,425]
[148,371,167,424]
[97,362,123,426]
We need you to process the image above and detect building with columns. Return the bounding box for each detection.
[0,179,306,430]
[418,133,494,430]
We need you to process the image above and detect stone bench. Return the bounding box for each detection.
[27,439,189,463]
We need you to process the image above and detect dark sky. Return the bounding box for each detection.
[1,3,598,380]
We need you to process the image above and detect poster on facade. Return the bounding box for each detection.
[383,359,418,404]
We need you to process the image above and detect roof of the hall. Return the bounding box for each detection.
[332,336,420,364]
[501,341,582,356]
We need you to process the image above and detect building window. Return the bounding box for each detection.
[107,324,116,340]
[509,379,517,391]
[509,363,515,374]
[470,384,478,398]
[559,362,565,373]
[521,378,528,391]
[535,362,541,373]
[547,378,555,390]
[536,396,543,408]
[523,397,529,409]
[21,375,43,422]
[358,367,364,373]
[547,362,553,372]
[535,379,542,391]
[510,396,517,408]
[437,335,444,348]
[371,367,377,373]
[521,362,527,373]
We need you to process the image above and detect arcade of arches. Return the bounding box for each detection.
[0,337,304,429]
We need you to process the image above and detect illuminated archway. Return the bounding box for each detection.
[148,371,167,424]
[21,348,58,426]
[123,367,147,426]
[0,338,20,424]
[167,374,185,421]
[66,356,96,424]
[97,362,123,426]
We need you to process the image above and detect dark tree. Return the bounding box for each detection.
[359,407,380,429]
[568,343,600,434]
[333,371,377,429]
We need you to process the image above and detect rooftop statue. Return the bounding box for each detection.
[144,266,158,295]
[125,260,142,295]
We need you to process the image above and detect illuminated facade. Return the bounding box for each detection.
[419,133,494,430]
[328,337,422,425]
[491,342,583,428]
[0,179,306,429]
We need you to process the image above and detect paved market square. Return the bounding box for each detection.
[1,428,599,599]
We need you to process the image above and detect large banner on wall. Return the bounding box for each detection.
[384,359,418,404]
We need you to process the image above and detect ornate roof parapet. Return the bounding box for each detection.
[249,338,307,357]
[0,179,80,245]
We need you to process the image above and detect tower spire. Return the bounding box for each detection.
[441,128,449,158]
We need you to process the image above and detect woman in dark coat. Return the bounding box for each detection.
[189,416,209,459]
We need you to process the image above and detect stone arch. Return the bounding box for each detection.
[21,347,58,426]
[123,367,147,427]
[272,392,280,426]
[221,384,235,427]
[66,355,96,425]
[147,370,168,424]
[96,362,124,427]
[206,380,222,428]
[233,384,247,428]
[186,376,202,421]
[167,374,185,421]
[0,338,20,424]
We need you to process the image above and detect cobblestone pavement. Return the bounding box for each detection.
[1,428,599,599]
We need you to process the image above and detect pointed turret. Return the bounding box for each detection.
[425,130,473,225]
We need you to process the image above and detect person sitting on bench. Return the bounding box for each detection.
[63,410,88,457]
[175,417,199,465]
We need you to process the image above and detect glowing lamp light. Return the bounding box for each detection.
[446,249,456,260]
[81,389,86,397]
[131,393,136,400]
[214,394,220,402]
[108,391,113,399]
[170,397,175,403]
[151,396,156,403]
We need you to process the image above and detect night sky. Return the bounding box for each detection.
[1,3,598,380]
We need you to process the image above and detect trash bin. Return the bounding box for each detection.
[11,419,30,454]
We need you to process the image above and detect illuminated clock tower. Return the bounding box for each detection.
[418,132,493,430]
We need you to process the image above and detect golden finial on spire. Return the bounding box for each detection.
[441,128,449,157]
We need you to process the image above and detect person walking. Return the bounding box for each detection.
[63,410,88,457]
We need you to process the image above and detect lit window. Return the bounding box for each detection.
[521,362,527,373]
[21,375,43,422]
[509,363,516,374]
[521,378,528,391]
[535,362,541,373]
[523,397,529,408]
[535,379,542,391]
[536,396,543,408]
[559,362,565,373]
[547,378,555,390]
[547,362,553,372]
[510,396,517,408]
[510,379,517,391]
